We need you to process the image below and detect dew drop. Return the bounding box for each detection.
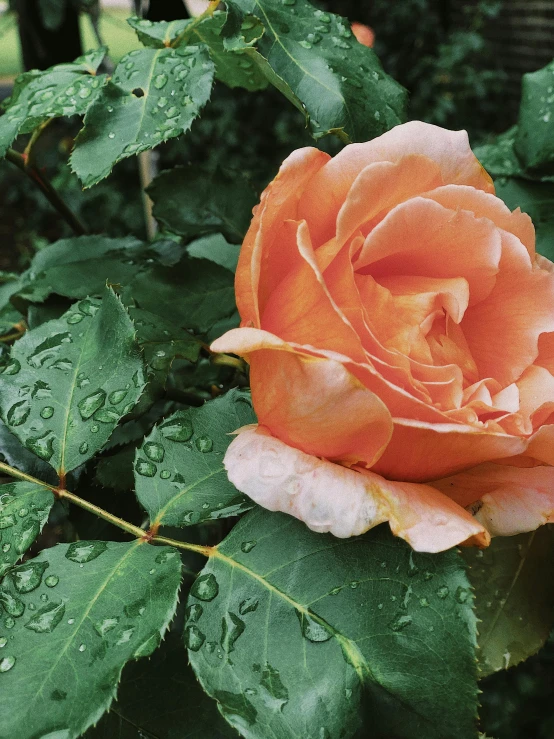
[239,598,259,615]
[154,73,168,89]
[159,469,171,479]
[195,435,213,453]
[67,312,84,325]
[0,515,16,530]
[135,458,157,477]
[108,389,127,405]
[388,613,413,632]
[78,643,87,652]
[240,540,256,553]
[78,390,106,420]
[40,406,55,420]
[160,417,193,442]
[185,624,205,652]
[79,442,89,455]
[0,637,6,648]
[45,575,59,588]
[15,519,40,554]
[298,612,332,643]
[143,442,165,463]
[0,655,15,672]
[0,590,25,617]
[436,586,449,600]
[12,560,48,593]
[4,617,15,629]
[65,540,108,564]
[25,601,65,633]
[25,432,55,461]
[94,408,119,423]
[190,573,219,602]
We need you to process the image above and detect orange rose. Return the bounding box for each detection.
[212,121,554,552]
[351,22,375,48]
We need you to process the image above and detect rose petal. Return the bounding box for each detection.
[225,426,488,551]
[236,147,330,326]
[298,121,494,245]
[433,463,554,536]
[211,328,393,467]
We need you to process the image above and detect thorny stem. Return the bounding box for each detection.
[5,148,87,236]
[170,0,220,48]
[0,460,212,558]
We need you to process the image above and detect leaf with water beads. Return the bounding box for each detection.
[0,481,54,577]
[0,540,182,739]
[222,0,407,143]
[0,47,107,158]
[71,46,215,188]
[134,389,256,528]
[188,509,479,739]
[0,287,145,476]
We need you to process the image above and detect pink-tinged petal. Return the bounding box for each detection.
[260,221,366,362]
[463,232,554,386]
[516,365,554,429]
[335,155,443,245]
[235,147,330,326]
[371,419,527,482]
[422,184,536,258]
[433,463,554,537]
[354,197,502,305]
[526,424,554,465]
[224,426,488,551]
[211,328,393,467]
[298,121,494,245]
[351,22,375,47]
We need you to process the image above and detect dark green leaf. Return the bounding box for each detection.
[223,0,407,142]
[95,445,137,491]
[38,0,66,30]
[0,289,145,476]
[515,60,554,175]
[0,419,58,485]
[135,389,255,527]
[0,481,54,576]
[188,233,240,272]
[464,527,554,676]
[129,257,235,333]
[494,177,554,261]
[20,235,145,301]
[85,631,236,739]
[0,540,182,739]
[0,304,24,336]
[71,47,215,187]
[0,48,107,158]
[188,510,479,739]
[474,127,524,179]
[103,399,178,451]
[148,164,257,243]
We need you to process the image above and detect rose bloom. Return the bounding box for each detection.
[351,22,375,48]
[212,121,554,552]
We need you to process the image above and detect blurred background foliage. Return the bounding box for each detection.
[1,2,554,736]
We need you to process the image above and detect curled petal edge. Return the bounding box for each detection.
[224,425,489,553]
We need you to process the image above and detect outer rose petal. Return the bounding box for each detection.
[211,328,393,467]
[433,463,554,536]
[298,121,494,245]
[225,426,488,552]
[236,147,330,326]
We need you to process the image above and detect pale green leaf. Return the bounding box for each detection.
[0,48,107,158]
[188,510,479,739]
[0,289,145,476]
[0,481,54,577]
[0,540,182,739]
[148,164,257,244]
[464,527,554,676]
[135,389,255,527]
[71,46,215,187]
[187,233,240,272]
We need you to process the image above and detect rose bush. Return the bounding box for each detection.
[213,121,554,552]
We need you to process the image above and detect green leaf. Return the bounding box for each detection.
[19,235,145,302]
[129,257,236,333]
[463,527,554,676]
[188,510,479,739]
[188,233,240,272]
[71,46,215,187]
[148,164,257,244]
[0,289,145,476]
[0,48,107,158]
[0,481,54,577]
[474,127,524,179]
[95,445,137,491]
[0,419,58,485]
[515,60,554,175]
[84,631,236,739]
[494,177,554,261]
[135,389,255,527]
[0,540,182,739]
[223,0,407,142]
[128,12,268,91]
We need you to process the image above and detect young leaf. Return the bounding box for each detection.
[0,48,107,158]
[0,481,54,576]
[187,510,479,739]
[19,235,146,302]
[128,257,235,333]
[463,527,554,676]
[0,289,145,476]
[148,164,257,244]
[85,631,236,738]
[515,60,554,175]
[71,47,215,188]
[127,16,188,47]
[0,540,182,739]
[135,389,255,527]
[222,0,407,142]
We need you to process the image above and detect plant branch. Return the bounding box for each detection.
[151,534,213,557]
[57,488,147,539]
[171,0,219,47]
[5,147,87,236]
[23,119,52,166]
[0,461,53,489]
